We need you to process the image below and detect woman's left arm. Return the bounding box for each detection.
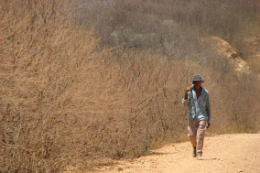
[206,93,211,125]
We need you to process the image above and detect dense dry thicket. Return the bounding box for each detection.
[78,0,260,39]
[78,0,260,65]
[1,0,260,173]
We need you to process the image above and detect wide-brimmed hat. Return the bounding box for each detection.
[192,74,204,83]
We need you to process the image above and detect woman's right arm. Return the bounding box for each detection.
[182,86,192,107]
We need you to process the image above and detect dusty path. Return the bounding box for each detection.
[90,133,260,173]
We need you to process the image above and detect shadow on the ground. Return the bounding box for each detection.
[144,150,178,156]
[199,157,218,161]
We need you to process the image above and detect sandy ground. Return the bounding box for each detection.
[89,133,260,173]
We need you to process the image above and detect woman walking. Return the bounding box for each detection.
[182,74,211,160]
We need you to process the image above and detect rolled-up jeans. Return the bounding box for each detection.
[187,118,208,155]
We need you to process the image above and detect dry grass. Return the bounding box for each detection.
[0,0,260,172]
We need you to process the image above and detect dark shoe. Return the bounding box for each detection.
[192,147,196,157]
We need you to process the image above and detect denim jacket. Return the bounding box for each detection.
[182,86,211,124]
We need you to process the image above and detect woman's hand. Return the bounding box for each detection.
[185,85,193,94]
[184,85,193,99]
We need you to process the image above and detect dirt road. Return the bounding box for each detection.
[91,133,260,173]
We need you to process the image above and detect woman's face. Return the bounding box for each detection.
[193,81,202,88]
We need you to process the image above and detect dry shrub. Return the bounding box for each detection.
[0,0,100,172]
[0,1,191,171]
